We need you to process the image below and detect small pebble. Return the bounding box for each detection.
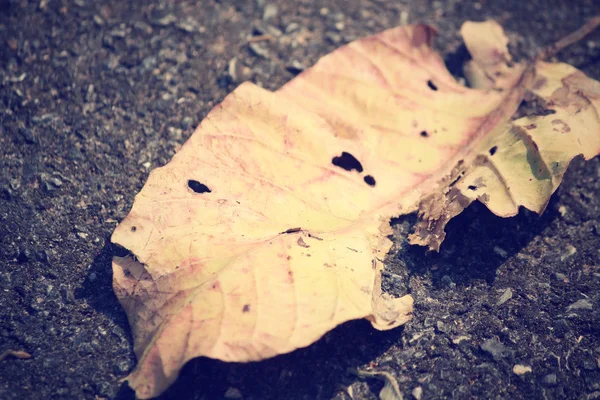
[493,246,508,258]
[248,42,270,59]
[497,288,513,306]
[19,128,37,144]
[228,58,245,82]
[285,22,300,33]
[513,364,532,375]
[560,244,577,262]
[40,173,63,190]
[326,32,341,44]
[436,320,450,334]
[399,10,409,25]
[114,359,132,374]
[452,335,470,344]
[412,386,423,400]
[151,12,176,27]
[93,15,104,25]
[553,272,567,281]
[167,127,183,141]
[481,338,512,361]
[566,299,593,311]
[542,373,557,386]
[176,17,200,33]
[440,275,455,288]
[558,205,567,216]
[224,387,242,399]
[286,60,306,75]
[262,4,278,21]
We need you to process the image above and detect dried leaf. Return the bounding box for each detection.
[112,21,600,398]
[410,21,600,249]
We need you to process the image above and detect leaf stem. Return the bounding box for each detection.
[539,14,600,60]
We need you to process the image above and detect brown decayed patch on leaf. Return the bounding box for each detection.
[111,21,600,398]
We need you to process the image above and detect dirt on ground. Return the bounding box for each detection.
[1,0,600,399]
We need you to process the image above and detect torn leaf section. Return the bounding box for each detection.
[410,24,600,251]
[461,20,526,91]
[471,63,599,213]
[409,184,474,251]
[369,262,414,330]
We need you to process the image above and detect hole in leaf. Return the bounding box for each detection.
[112,243,134,258]
[468,185,477,191]
[188,180,211,193]
[131,226,137,232]
[364,175,376,186]
[489,146,498,156]
[444,44,471,86]
[282,227,302,234]
[420,131,429,138]
[427,80,438,91]
[242,304,250,313]
[332,152,363,173]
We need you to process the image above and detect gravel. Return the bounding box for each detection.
[1,0,600,399]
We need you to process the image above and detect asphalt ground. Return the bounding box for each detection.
[1,0,600,399]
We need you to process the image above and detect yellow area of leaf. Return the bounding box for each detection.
[411,21,600,249]
[111,21,600,398]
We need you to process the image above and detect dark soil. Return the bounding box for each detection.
[1,0,600,399]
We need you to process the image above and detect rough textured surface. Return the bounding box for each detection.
[1,0,599,399]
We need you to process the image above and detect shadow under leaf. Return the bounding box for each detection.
[387,194,560,293]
